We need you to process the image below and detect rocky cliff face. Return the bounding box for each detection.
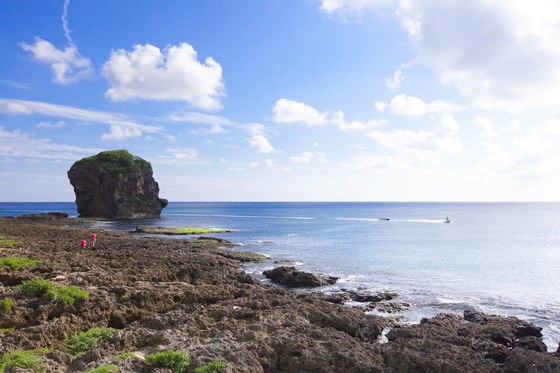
[67,150,168,218]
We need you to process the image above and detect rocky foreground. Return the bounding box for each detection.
[0,218,559,372]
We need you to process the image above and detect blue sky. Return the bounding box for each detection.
[2,0,560,202]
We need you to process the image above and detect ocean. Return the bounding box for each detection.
[1,201,559,349]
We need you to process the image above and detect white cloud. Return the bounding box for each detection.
[103,43,225,110]
[37,121,65,129]
[385,69,404,90]
[248,134,275,153]
[0,98,161,140]
[331,110,386,131]
[320,0,394,15]
[387,94,461,116]
[168,112,235,126]
[272,99,327,126]
[241,123,268,136]
[290,152,315,163]
[367,113,461,162]
[0,126,102,160]
[101,125,142,140]
[374,101,387,113]
[272,98,385,131]
[165,147,200,160]
[19,37,93,84]
[395,0,560,112]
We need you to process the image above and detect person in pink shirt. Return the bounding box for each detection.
[80,240,86,248]
[92,233,97,247]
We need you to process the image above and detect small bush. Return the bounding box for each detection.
[114,352,135,360]
[84,364,119,373]
[195,358,225,373]
[64,327,117,356]
[145,350,190,373]
[1,327,15,333]
[0,257,42,271]
[1,298,15,312]
[20,277,89,306]
[118,293,131,303]
[0,347,50,372]
[53,262,61,267]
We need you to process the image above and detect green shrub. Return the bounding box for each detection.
[118,293,131,303]
[84,364,119,373]
[56,285,89,306]
[0,257,42,271]
[0,347,50,372]
[114,352,135,360]
[53,262,61,267]
[64,327,117,356]
[20,277,89,306]
[145,350,190,373]
[195,358,225,373]
[70,150,151,179]
[1,298,15,312]
[0,327,15,333]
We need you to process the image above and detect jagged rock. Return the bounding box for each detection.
[67,150,167,218]
[18,212,68,220]
[263,266,338,288]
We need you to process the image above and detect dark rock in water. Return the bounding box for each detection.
[263,266,338,288]
[67,150,167,218]
[18,212,68,220]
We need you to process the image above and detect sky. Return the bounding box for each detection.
[2,0,560,202]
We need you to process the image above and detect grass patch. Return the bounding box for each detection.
[20,277,89,306]
[195,358,225,373]
[1,327,15,333]
[84,364,119,373]
[1,298,15,312]
[64,327,117,357]
[0,347,50,372]
[118,293,131,303]
[0,257,42,271]
[145,350,190,373]
[114,352,135,360]
[135,226,233,235]
[0,236,23,249]
[53,262,61,267]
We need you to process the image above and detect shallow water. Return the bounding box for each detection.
[2,201,559,349]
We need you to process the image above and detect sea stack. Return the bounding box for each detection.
[67,149,168,218]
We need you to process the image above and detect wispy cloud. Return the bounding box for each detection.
[37,120,65,129]
[0,98,162,140]
[0,126,103,160]
[103,43,225,110]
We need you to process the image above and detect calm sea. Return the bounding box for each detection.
[1,201,559,348]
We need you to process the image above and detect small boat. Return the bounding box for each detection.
[378,217,390,221]
[443,217,452,223]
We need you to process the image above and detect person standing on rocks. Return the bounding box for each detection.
[92,233,96,247]
[80,240,86,248]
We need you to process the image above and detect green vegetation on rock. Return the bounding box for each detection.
[195,358,226,373]
[0,347,50,372]
[114,352,135,360]
[118,293,131,303]
[1,298,15,312]
[64,327,117,357]
[0,327,15,333]
[20,277,89,306]
[0,236,23,249]
[145,350,190,373]
[70,149,151,179]
[135,225,233,235]
[84,364,119,373]
[0,257,42,271]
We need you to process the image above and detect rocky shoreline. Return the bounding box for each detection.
[0,218,559,372]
